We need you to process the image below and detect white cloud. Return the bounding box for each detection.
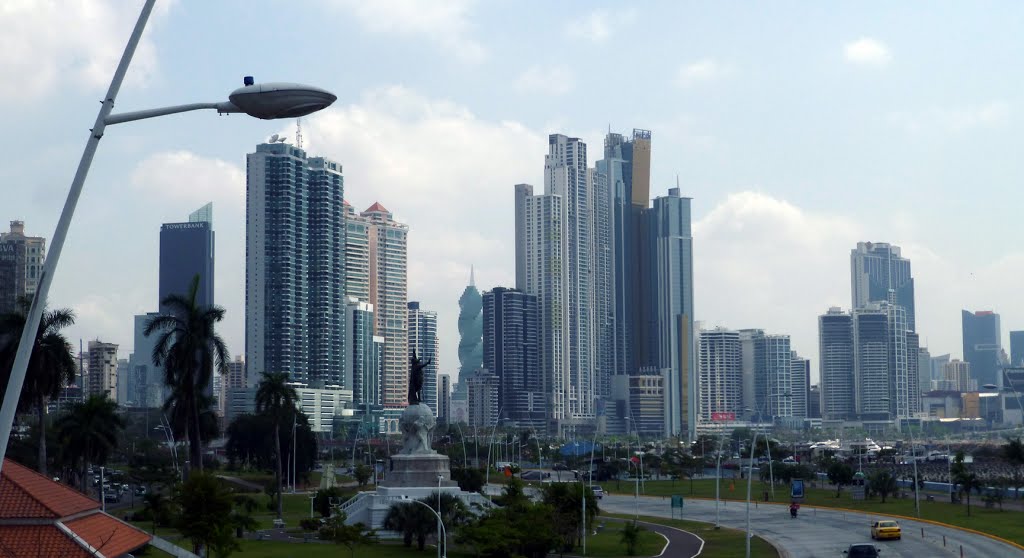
[889,101,1011,133]
[514,65,574,96]
[844,37,891,66]
[0,0,168,102]
[676,59,732,88]
[326,0,486,63]
[566,8,636,42]
[129,151,245,211]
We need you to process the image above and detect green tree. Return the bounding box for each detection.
[55,395,124,491]
[174,472,238,557]
[952,452,982,517]
[867,470,897,503]
[0,301,76,476]
[451,466,485,492]
[319,514,378,558]
[541,481,598,551]
[826,461,855,497]
[1004,437,1024,465]
[314,486,348,517]
[145,274,229,474]
[141,491,173,534]
[353,464,372,487]
[383,501,436,550]
[620,521,645,556]
[254,371,298,519]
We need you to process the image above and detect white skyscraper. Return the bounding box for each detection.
[697,327,742,422]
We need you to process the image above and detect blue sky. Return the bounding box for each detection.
[4,0,1023,383]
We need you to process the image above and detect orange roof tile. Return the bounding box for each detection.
[0,459,97,519]
[0,525,89,558]
[64,512,152,557]
[364,201,389,213]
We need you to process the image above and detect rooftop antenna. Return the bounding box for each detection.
[296,117,304,149]
[470,264,476,287]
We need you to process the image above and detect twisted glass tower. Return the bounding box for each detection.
[456,267,483,398]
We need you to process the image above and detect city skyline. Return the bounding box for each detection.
[5,1,1024,389]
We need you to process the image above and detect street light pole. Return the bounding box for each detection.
[745,428,761,558]
[405,498,446,558]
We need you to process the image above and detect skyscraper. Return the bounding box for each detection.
[790,353,810,419]
[407,301,439,415]
[343,202,371,302]
[245,142,345,387]
[456,268,483,399]
[819,308,854,420]
[86,341,118,400]
[739,329,767,418]
[482,286,544,429]
[160,205,214,311]
[128,312,163,407]
[345,296,382,412]
[697,327,742,422]
[962,310,1003,388]
[438,374,451,424]
[0,221,45,314]
[1011,331,1024,367]
[853,305,890,417]
[850,242,915,331]
[764,335,793,418]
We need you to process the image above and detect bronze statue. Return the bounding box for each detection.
[408,350,432,405]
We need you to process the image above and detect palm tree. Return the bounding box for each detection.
[0,299,76,476]
[255,371,297,519]
[145,274,229,474]
[55,395,124,491]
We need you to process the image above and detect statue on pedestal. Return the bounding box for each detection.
[399,351,435,455]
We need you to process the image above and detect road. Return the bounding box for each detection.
[601,516,703,558]
[600,494,1024,557]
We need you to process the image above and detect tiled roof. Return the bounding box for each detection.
[0,459,96,519]
[0,525,89,558]
[364,201,389,213]
[65,513,152,557]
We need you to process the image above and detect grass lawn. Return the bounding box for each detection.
[605,513,779,558]
[228,539,476,558]
[583,521,665,557]
[599,478,1024,546]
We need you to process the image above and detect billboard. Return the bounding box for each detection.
[711,412,736,422]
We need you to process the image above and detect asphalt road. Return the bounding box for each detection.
[600,494,1024,557]
[601,516,703,558]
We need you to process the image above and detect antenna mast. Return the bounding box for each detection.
[296,118,304,149]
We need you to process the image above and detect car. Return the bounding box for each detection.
[134,485,147,496]
[870,520,901,540]
[272,518,286,529]
[552,463,569,471]
[843,544,880,557]
[781,457,797,464]
[103,492,120,503]
[590,486,604,499]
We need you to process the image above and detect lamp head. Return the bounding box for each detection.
[229,80,337,119]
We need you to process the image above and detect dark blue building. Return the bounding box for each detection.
[962,310,1002,388]
[159,204,214,310]
[483,287,545,429]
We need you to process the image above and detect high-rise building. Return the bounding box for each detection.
[937,359,975,392]
[739,329,767,419]
[852,305,890,417]
[225,356,245,390]
[86,341,118,400]
[159,205,214,311]
[807,385,822,419]
[930,354,951,391]
[407,301,439,415]
[962,310,1003,388]
[819,308,854,420]
[345,296,383,414]
[456,268,483,399]
[128,313,163,408]
[482,287,544,429]
[467,370,499,429]
[918,346,932,397]
[0,221,45,314]
[116,359,130,405]
[697,328,742,423]
[1011,331,1024,367]
[790,353,810,419]
[439,374,451,424]
[764,335,793,418]
[850,242,915,331]
[649,187,696,438]
[245,142,345,388]
[343,202,370,302]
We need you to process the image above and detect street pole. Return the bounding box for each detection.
[0,0,157,479]
[437,475,442,558]
[292,415,297,493]
[745,429,760,558]
[716,432,725,529]
[101,466,106,512]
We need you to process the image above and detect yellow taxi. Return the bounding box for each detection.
[870,520,901,540]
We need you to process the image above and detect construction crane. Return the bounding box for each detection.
[296,117,304,149]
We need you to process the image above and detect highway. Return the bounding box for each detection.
[599,493,1023,557]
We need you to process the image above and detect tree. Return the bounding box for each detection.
[145,274,229,474]
[353,464,372,487]
[867,470,897,503]
[383,501,436,550]
[541,481,598,551]
[1004,437,1024,466]
[0,301,76,476]
[141,491,173,534]
[314,486,348,517]
[174,472,238,557]
[621,521,645,556]
[826,461,855,497]
[952,452,982,517]
[55,395,124,491]
[451,466,485,492]
[254,371,298,519]
[319,514,378,558]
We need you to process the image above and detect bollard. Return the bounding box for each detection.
[960,544,964,558]
[943,535,946,547]
[921,527,924,538]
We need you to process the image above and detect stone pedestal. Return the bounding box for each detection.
[381,454,459,488]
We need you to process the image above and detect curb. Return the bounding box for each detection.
[612,492,1024,552]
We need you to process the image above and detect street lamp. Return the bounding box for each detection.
[403,497,446,558]
[0,0,337,478]
[880,396,919,518]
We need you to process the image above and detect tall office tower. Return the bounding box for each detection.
[516,182,568,427]
[697,328,742,422]
[819,308,854,420]
[345,296,382,411]
[905,331,921,415]
[591,167,615,402]
[764,335,793,418]
[407,301,439,415]
[160,205,214,310]
[86,341,118,400]
[739,329,767,418]
[456,268,483,399]
[343,202,370,302]
[918,346,932,398]
[361,203,409,414]
[790,352,810,419]
[116,359,130,405]
[246,142,345,387]
[853,305,890,417]
[1011,331,1024,367]
[807,385,822,418]
[930,354,950,391]
[128,313,163,407]
[225,356,245,390]
[938,360,975,392]
[850,242,915,331]
[650,187,696,437]
[438,374,451,424]
[962,310,1003,388]
[467,370,500,429]
[0,221,46,313]
[482,287,545,429]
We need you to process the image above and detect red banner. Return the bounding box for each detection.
[711,412,736,422]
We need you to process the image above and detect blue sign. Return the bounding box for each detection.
[791,479,805,499]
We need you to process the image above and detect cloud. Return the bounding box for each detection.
[129,151,245,211]
[844,37,891,66]
[889,101,1011,133]
[566,8,636,42]
[326,0,485,63]
[676,59,733,88]
[514,65,574,96]
[0,0,168,102]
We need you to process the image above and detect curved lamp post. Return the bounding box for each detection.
[0,0,336,478]
[403,497,446,558]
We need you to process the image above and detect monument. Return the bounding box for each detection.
[340,352,486,528]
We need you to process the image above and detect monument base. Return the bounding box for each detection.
[380,453,459,488]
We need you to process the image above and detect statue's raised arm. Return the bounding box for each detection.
[408,350,432,405]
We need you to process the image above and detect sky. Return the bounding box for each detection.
[4,1,1024,385]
